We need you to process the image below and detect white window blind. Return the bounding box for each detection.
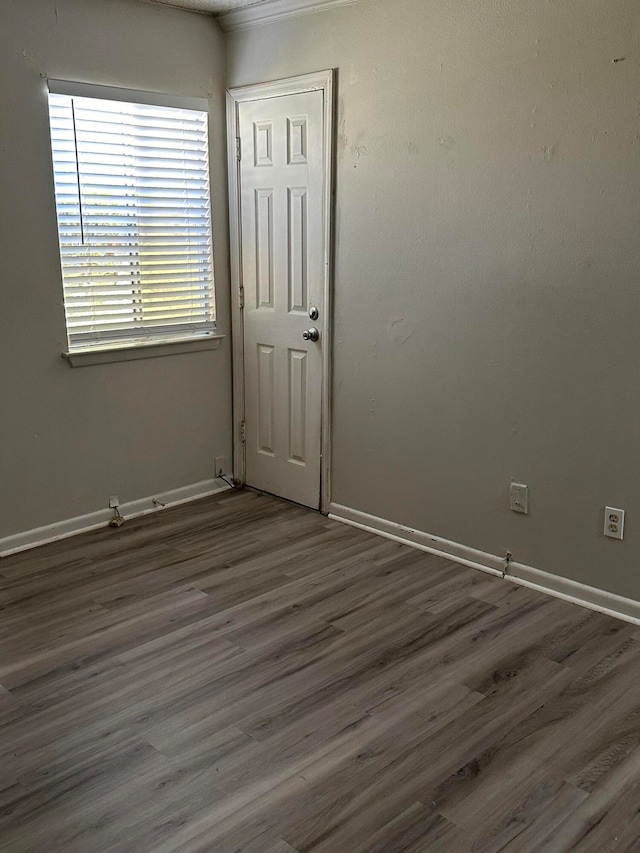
[47,84,215,350]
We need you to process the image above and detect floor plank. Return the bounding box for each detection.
[0,489,638,852]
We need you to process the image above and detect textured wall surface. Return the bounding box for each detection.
[0,0,232,537]
[227,0,640,600]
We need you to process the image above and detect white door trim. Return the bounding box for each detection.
[226,70,334,513]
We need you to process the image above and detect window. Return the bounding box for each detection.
[47,81,215,352]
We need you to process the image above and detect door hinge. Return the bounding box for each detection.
[235,137,241,161]
[239,286,244,310]
[240,420,246,443]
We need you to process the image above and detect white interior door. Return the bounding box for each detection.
[237,89,325,509]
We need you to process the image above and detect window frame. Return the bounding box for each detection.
[47,80,221,363]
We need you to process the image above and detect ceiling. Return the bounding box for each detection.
[144,0,273,14]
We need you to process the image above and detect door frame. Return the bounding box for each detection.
[226,70,335,513]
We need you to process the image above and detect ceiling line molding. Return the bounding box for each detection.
[217,0,361,32]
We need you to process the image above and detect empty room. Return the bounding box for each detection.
[1,0,640,849]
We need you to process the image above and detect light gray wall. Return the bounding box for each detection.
[0,0,232,537]
[227,0,640,600]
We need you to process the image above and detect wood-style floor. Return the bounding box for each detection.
[1,490,639,852]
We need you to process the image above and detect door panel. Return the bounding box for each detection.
[257,343,275,456]
[288,187,308,313]
[255,189,274,308]
[238,90,324,509]
[288,348,308,465]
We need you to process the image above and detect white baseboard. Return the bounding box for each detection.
[328,502,640,627]
[0,479,232,558]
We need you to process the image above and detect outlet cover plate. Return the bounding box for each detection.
[510,482,529,514]
[604,506,625,540]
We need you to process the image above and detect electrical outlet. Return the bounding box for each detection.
[604,506,625,540]
[509,482,529,514]
[109,495,120,508]
[215,456,225,478]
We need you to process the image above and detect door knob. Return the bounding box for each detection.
[309,306,319,321]
[303,327,320,342]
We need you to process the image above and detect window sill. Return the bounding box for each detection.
[62,335,225,367]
